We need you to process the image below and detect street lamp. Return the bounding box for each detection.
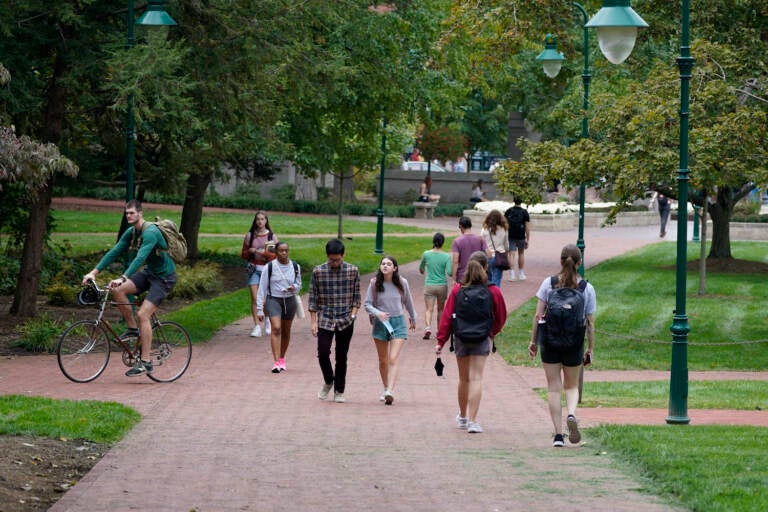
[536,1,647,276]
[124,0,176,205]
[374,118,387,254]
[667,0,694,425]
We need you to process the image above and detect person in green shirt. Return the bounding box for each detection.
[418,232,452,340]
[82,200,177,377]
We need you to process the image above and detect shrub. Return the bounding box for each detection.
[171,261,223,299]
[15,314,63,353]
[44,282,79,306]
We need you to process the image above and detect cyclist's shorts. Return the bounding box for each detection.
[130,270,177,306]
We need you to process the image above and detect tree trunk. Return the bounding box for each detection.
[707,188,734,259]
[11,181,53,317]
[180,170,213,262]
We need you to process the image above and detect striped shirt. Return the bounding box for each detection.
[309,261,361,331]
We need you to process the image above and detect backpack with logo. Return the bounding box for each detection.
[538,276,588,349]
[451,284,494,343]
[152,217,187,263]
[504,207,527,240]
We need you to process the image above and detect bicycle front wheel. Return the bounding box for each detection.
[57,320,111,383]
[147,321,192,382]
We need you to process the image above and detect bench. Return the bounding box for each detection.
[413,201,438,219]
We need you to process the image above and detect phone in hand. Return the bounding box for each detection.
[583,353,592,366]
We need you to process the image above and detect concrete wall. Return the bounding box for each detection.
[381,169,501,203]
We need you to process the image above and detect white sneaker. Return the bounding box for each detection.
[265,320,271,335]
[318,383,332,400]
[334,392,346,403]
[518,270,526,281]
[250,325,262,337]
[508,271,517,281]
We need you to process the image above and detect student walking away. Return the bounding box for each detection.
[481,209,510,288]
[257,242,301,374]
[504,197,530,281]
[435,251,507,433]
[309,239,361,403]
[653,191,671,237]
[451,216,487,283]
[242,211,278,337]
[364,256,417,405]
[419,233,452,340]
[528,244,596,447]
[81,200,177,377]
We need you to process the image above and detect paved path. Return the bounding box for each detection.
[2,213,766,511]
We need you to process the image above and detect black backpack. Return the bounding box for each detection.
[504,207,526,239]
[539,276,588,349]
[452,284,494,343]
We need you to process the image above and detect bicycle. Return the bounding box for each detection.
[57,280,192,383]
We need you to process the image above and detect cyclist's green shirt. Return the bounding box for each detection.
[419,249,452,286]
[96,223,176,277]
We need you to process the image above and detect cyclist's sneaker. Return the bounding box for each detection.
[467,421,483,434]
[566,414,581,444]
[126,359,153,377]
[553,433,565,447]
[264,320,271,335]
[250,325,262,337]
[318,383,332,400]
[333,392,345,403]
[271,362,281,374]
[456,414,468,430]
[119,328,140,341]
[278,358,286,372]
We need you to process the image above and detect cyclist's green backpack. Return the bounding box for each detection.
[152,217,187,263]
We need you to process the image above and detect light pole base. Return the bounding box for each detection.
[665,415,691,425]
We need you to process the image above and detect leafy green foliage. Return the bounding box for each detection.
[14,314,64,353]
[0,395,140,444]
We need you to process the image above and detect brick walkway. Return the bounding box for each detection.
[2,212,766,511]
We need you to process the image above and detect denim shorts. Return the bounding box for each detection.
[372,314,408,341]
[246,267,262,286]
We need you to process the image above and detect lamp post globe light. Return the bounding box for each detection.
[124,0,177,205]
[667,0,694,425]
[536,1,647,277]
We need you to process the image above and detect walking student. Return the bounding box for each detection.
[480,209,509,287]
[242,211,278,337]
[257,242,301,374]
[436,251,506,433]
[81,200,177,377]
[504,197,530,281]
[364,255,417,405]
[418,233,452,340]
[451,216,487,283]
[309,239,361,403]
[528,244,596,447]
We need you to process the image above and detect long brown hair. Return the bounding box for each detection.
[556,244,582,288]
[461,251,489,286]
[248,211,272,240]
[374,255,405,295]
[483,209,508,235]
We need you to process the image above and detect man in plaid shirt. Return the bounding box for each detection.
[309,239,361,403]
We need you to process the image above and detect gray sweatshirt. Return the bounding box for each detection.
[364,278,417,321]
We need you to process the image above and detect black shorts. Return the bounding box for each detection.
[265,295,297,320]
[129,270,176,306]
[539,340,583,367]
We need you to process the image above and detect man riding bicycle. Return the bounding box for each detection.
[82,200,177,377]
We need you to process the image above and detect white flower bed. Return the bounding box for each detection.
[472,200,616,215]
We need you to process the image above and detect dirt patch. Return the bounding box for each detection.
[686,257,768,275]
[0,264,244,512]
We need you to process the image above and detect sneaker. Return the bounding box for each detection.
[508,271,517,281]
[518,270,526,281]
[119,328,139,341]
[265,320,271,335]
[317,383,332,400]
[334,392,346,403]
[384,390,394,405]
[467,421,483,434]
[126,359,153,377]
[456,414,468,430]
[250,325,262,337]
[379,389,387,402]
[278,358,286,372]
[422,327,431,340]
[553,433,565,447]
[566,414,581,444]
[271,362,281,374]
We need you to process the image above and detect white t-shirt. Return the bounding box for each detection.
[535,277,597,317]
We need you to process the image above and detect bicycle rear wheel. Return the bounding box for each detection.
[147,321,192,382]
[57,320,111,383]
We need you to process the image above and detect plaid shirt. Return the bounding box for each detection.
[308,261,361,331]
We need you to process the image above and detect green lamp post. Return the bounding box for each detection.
[667,0,694,425]
[125,0,177,205]
[537,1,647,276]
[374,118,388,254]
